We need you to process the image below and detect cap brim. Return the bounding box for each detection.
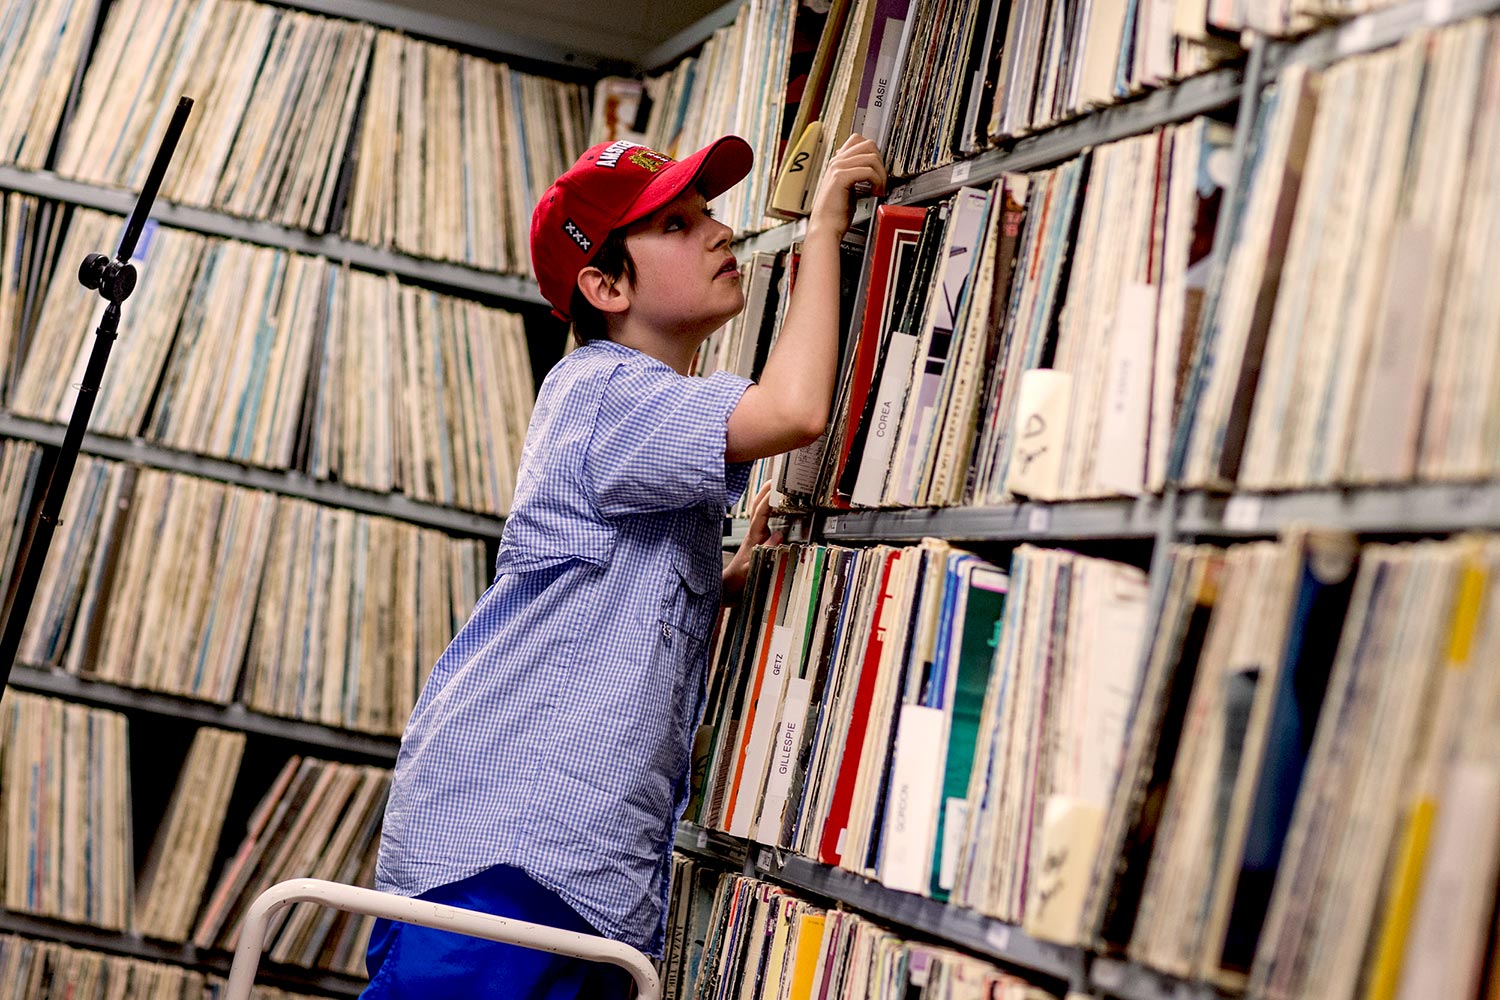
[618,135,754,227]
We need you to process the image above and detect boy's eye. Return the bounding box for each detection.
[664,216,685,232]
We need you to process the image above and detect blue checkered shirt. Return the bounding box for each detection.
[376,339,752,956]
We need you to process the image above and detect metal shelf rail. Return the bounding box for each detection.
[675,822,1237,1000]
[0,411,506,539]
[0,166,548,308]
[0,909,368,998]
[7,665,402,763]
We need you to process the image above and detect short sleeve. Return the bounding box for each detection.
[585,364,753,518]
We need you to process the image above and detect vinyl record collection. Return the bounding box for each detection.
[0,0,1497,994]
[193,756,390,977]
[1182,20,1500,492]
[7,206,534,515]
[0,693,132,931]
[45,0,588,273]
[665,867,1058,1000]
[136,728,248,943]
[695,115,1231,514]
[0,932,324,999]
[676,19,1500,517]
[688,540,1152,924]
[605,0,1240,224]
[344,30,590,271]
[682,526,1500,1000]
[0,0,96,170]
[5,447,486,735]
[0,694,388,973]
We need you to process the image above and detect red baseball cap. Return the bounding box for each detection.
[530,135,754,321]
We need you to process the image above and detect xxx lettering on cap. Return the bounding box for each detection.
[563,219,592,252]
[596,139,643,169]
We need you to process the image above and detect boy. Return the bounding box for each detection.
[365,132,886,999]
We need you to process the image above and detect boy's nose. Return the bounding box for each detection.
[707,220,732,249]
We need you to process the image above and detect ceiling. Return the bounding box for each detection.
[381,0,735,67]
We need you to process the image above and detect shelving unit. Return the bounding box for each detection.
[887,64,1246,205]
[743,482,1500,546]
[7,666,401,763]
[0,910,366,998]
[2,0,1489,995]
[1265,0,1500,73]
[673,822,1233,1000]
[686,3,1500,999]
[0,166,549,308]
[0,412,505,538]
[1176,482,1500,537]
[0,5,562,994]
[822,497,1162,543]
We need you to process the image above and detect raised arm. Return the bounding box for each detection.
[725,136,888,464]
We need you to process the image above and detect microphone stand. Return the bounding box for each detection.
[0,96,193,695]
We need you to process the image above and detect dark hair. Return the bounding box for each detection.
[569,227,636,342]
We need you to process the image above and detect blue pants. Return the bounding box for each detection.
[360,865,634,999]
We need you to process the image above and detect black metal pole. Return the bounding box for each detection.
[0,97,192,695]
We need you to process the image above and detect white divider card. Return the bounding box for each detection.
[1223,494,1264,530]
[851,331,920,507]
[729,624,795,838]
[779,432,826,499]
[1006,369,1072,500]
[939,797,969,891]
[1096,282,1158,496]
[752,675,812,845]
[878,703,946,893]
[1027,506,1052,533]
[866,15,908,143]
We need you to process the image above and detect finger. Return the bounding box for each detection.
[831,142,881,166]
[825,165,888,195]
[826,152,886,177]
[829,155,885,180]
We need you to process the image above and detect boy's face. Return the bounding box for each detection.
[619,187,743,341]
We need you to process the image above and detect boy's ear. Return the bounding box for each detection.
[576,266,631,315]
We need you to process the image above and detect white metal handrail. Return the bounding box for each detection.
[223,878,661,1000]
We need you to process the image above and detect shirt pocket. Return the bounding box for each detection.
[655,549,718,645]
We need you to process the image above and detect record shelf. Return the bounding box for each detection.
[0,908,367,998]
[0,164,549,308]
[685,0,1500,998]
[3,0,1497,995]
[674,822,1230,1000]
[0,412,505,538]
[6,664,401,763]
[821,497,1165,543]
[809,480,1500,545]
[0,3,572,994]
